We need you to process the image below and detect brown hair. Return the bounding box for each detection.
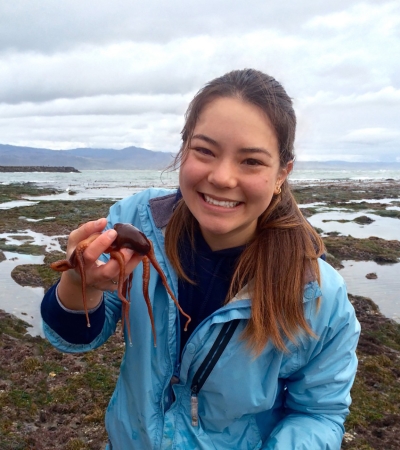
[165,69,325,354]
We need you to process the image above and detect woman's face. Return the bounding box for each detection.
[179,96,292,250]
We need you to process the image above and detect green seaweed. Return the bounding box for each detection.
[323,235,400,264]
[0,183,62,203]
[0,239,46,256]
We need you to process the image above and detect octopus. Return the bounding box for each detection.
[50,223,191,347]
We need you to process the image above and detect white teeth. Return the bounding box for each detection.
[204,194,240,208]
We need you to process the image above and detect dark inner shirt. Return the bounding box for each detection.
[178,227,245,354]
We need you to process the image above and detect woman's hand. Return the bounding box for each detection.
[57,218,144,311]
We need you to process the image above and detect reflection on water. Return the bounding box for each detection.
[308,211,400,241]
[0,200,39,209]
[0,252,45,336]
[0,230,65,253]
[26,187,141,201]
[0,231,65,336]
[339,260,400,323]
[1,169,181,203]
[346,198,399,205]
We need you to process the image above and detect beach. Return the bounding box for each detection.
[1,171,399,331]
[0,171,399,449]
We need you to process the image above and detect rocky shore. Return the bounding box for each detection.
[0,180,399,449]
[0,166,80,173]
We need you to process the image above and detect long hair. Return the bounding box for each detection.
[165,69,325,354]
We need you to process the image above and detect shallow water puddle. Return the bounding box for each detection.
[0,230,66,253]
[346,198,399,205]
[24,186,141,201]
[21,216,56,222]
[308,211,400,240]
[0,252,45,336]
[0,200,39,209]
[339,260,400,323]
[0,230,66,337]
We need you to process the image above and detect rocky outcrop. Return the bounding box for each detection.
[0,166,80,173]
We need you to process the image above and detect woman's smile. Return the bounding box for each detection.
[201,193,242,209]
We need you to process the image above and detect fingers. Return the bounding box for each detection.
[98,248,144,288]
[64,218,146,292]
[81,228,117,265]
[68,218,108,248]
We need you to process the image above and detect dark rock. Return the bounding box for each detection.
[0,166,80,173]
[366,272,378,279]
[40,410,47,422]
[354,215,375,225]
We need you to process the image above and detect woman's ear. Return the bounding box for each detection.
[278,160,294,185]
[286,160,294,175]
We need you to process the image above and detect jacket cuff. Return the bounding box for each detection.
[40,281,105,344]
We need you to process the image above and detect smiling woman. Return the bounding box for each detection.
[41,69,360,450]
[178,97,291,250]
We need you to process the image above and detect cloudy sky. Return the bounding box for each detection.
[1,0,399,161]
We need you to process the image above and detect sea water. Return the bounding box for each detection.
[1,163,400,188]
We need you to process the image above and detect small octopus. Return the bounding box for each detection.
[50,223,191,347]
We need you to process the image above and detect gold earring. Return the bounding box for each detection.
[276,185,281,195]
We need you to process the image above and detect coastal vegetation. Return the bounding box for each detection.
[0,183,61,203]
[292,179,400,204]
[324,235,400,266]
[0,181,399,449]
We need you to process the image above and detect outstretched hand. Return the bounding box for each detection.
[56,218,144,311]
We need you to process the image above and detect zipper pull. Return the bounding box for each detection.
[191,387,199,427]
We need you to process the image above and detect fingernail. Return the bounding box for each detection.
[107,229,117,240]
[96,218,104,226]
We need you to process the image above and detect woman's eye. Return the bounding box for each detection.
[193,147,213,156]
[243,158,263,166]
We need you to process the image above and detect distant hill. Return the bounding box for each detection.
[1,144,399,171]
[0,144,176,170]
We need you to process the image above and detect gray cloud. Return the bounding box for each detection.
[0,0,372,52]
[0,113,184,151]
[0,94,190,117]
[0,0,399,161]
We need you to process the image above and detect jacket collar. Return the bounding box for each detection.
[148,189,322,304]
[148,191,178,228]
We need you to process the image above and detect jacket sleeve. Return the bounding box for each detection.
[263,265,360,449]
[41,188,173,353]
[41,283,124,353]
[40,198,129,352]
[41,281,106,344]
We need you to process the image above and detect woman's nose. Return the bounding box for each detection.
[207,160,238,189]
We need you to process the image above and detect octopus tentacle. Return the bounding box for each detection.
[50,233,100,328]
[75,245,90,327]
[109,250,132,344]
[50,223,192,348]
[142,256,157,347]
[146,241,191,332]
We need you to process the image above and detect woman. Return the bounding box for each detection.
[41,69,360,449]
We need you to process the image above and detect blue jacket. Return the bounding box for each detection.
[42,188,360,450]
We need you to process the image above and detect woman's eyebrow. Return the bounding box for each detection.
[191,134,273,158]
[191,134,218,146]
[239,147,273,158]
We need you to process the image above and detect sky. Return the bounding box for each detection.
[0,0,399,162]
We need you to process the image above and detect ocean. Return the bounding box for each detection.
[0,165,399,335]
[1,164,400,202]
[1,162,400,190]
